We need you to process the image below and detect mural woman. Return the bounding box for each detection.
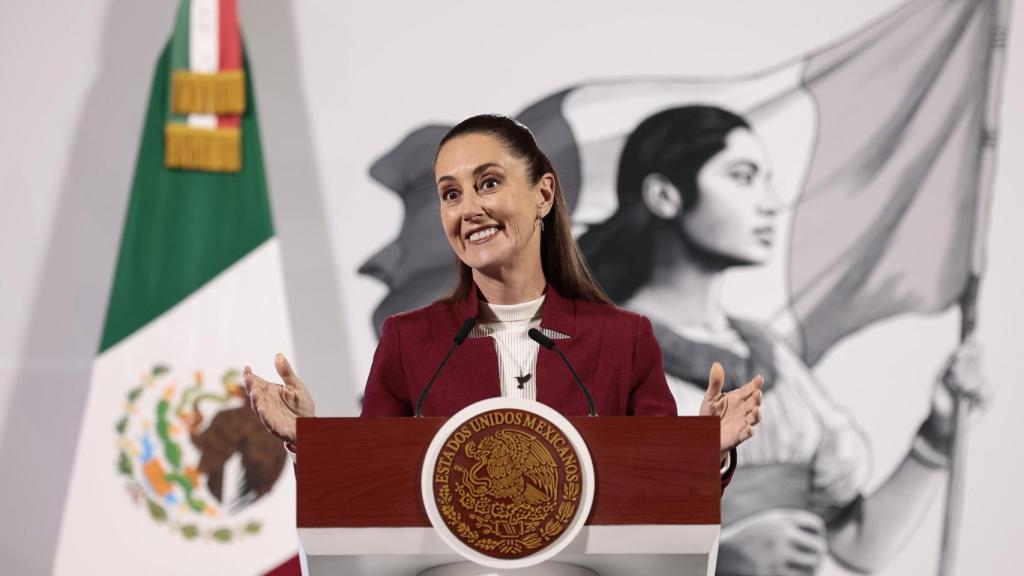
[579,105,986,575]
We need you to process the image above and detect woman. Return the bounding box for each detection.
[243,114,763,480]
[579,105,985,575]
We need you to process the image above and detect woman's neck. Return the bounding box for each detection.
[623,230,730,335]
[473,262,547,305]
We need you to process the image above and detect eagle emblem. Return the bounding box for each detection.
[114,364,287,542]
[461,430,558,507]
[431,409,583,559]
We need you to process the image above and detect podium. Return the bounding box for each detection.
[296,414,722,576]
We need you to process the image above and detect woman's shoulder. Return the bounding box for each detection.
[572,298,653,331]
[382,299,464,335]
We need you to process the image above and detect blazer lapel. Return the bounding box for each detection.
[422,288,501,416]
[536,287,596,416]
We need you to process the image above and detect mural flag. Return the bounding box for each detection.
[54,1,301,574]
[368,3,1006,370]
[785,0,1006,365]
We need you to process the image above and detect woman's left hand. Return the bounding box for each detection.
[700,362,764,456]
[919,336,989,449]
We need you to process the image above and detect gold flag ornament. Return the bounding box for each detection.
[164,0,247,173]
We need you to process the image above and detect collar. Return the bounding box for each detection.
[456,283,576,338]
[478,294,546,323]
[653,317,777,393]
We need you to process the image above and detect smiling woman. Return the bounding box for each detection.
[431,115,609,308]
[242,114,764,484]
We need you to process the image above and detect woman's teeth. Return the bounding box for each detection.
[469,227,500,242]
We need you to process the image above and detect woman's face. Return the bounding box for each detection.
[434,133,552,277]
[680,128,779,266]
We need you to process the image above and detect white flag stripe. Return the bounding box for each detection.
[55,239,297,576]
[188,0,219,129]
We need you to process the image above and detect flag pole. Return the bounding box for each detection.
[937,1,1012,574]
[937,275,978,576]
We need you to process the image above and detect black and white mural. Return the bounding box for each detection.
[317,0,1012,574]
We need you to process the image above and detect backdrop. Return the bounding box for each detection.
[1,1,1022,575]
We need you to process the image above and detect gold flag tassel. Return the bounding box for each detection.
[165,124,241,173]
[171,70,246,115]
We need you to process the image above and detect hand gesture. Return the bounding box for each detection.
[700,362,763,454]
[718,509,828,576]
[243,353,316,444]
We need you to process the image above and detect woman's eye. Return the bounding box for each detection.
[441,189,460,202]
[731,171,754,185]
[480,177,500,191]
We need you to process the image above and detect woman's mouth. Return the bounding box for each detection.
[466,225,503,244]
[753,226,775,246]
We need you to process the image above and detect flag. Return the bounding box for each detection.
[498,0,1003,365]
[783,0,1006,364]
[54,1,300,574]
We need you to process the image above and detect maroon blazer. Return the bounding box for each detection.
[360,285,736,487]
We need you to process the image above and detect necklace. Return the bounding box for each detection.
[490,333,534,389]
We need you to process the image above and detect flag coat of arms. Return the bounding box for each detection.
[55,1,299,574]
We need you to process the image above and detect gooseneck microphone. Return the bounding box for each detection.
[415,317,477,417]
[528,328,598,417]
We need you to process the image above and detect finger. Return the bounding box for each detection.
[276,353,307,391]
[746,407,762,426]
[784,548,826,573]
[787,509,827,536]
[743,374,765,395]
[246,372,275,412]
[706,362,725,400]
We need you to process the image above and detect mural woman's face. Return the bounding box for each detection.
[681,128,778,266]
[434,133,552,278]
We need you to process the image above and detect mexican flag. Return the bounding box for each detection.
[54,1,300,574]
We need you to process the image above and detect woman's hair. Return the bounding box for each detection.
[578,105,751,302]
[435,114,612,305]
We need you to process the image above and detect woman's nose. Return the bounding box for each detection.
[460,187,486,220]
[759,184,783,215]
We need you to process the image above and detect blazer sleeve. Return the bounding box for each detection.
[626,315,678,417]
[360,316,414,417]
[629,314,739,493]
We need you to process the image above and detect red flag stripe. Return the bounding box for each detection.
[219,0,242,129]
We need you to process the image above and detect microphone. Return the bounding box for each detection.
[415,317,477,417]
[528,328,597,417]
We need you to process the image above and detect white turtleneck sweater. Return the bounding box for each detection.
[471,294,547,400]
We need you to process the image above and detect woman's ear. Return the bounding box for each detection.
[641,173,683,219]
[536,173,556,218]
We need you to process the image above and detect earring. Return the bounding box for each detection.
[538,218,545,232]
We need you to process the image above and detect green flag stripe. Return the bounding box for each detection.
[100,43,273,352]
[168,0,191,124]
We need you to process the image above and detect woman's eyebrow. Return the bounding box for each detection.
[727,160,759,173]
[472,162,503,177]
[436,162,503,184]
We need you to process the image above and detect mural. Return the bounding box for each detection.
[356,0,1008,573]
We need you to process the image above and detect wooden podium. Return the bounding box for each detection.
[296,416,722,576]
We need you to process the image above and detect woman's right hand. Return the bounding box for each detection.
[717,509,828,576]
[243,353,316,444]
